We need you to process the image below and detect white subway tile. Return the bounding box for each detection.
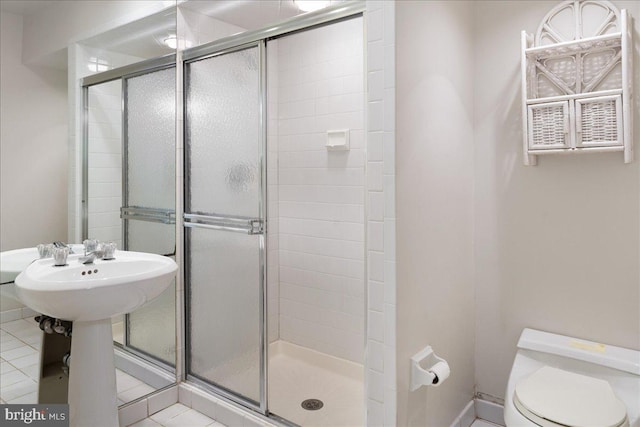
[368,280,384,312]
[367,40,384,72]
[384,50,395,89]
[368,310,384,342]
[384,345,396,390]
[368,70,384,102]
[368,191,384,221]
[367,399,385,427]
[384,219,396,261]
[383,1,395,45]
[367,9,383,42]
[384,388,397,426]
[367,162,384,191]
[368,251,385,282]
[349,129,365,149]
[383,131,395,174]
[384,304,396,347]
[343,74,364,94]
[368,101,384,132]
[368,339,384,373]
[383,262,396,305]
[279,99,316,119]
[383,88,395,131]
[368,221,384,251]
[368,369,384,402]
[367,132,383,161]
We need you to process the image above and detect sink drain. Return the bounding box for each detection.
[301,399,324,411]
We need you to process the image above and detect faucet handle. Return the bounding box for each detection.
[102,242,116,260]
[37,243,54,259]
[83,239,99,254]
[52,247,69,267]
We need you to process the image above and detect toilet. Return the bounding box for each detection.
[505,328,640,427]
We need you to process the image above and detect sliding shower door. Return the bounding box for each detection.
[184,43,266,410]
[122,66,176,366]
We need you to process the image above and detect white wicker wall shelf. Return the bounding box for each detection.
[521,0,633,165]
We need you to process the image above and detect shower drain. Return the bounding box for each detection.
[301,399,324,411]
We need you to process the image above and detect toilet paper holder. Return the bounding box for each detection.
[410,346,450,391]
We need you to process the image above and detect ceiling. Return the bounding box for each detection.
[1,0,344,68]
[179,0,343,31]
[80,8,176,59]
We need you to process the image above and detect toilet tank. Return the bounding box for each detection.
[517,329,640,376]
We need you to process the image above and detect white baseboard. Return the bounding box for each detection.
[178,383,277,427]
[118,385,178,427]
[450,398,505,427]
[475,399,504,425]
[449,400,475,427]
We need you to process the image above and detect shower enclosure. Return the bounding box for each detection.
[79,2,367,424]
[181,4,366,425]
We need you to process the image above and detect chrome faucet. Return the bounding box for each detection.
[79,250,104,264]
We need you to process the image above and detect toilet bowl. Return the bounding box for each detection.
[504,329,640,427]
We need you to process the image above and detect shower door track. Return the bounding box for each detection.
[181,1,365,424]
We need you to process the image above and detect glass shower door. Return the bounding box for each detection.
[184,44,266,410]
[122,66,176,367]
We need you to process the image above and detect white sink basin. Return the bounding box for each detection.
[15,250,177,321]
[1,245,83,284]
[15,250,177,427]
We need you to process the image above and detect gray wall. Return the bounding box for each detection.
[396,1,476,425]
[0,10,68,252]
[473,0,640,400]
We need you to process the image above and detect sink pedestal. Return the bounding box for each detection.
[68,319,118,427]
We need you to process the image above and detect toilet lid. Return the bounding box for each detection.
[514,366,628,427]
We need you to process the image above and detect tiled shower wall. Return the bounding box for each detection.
[267,17,366,364]
[365,1,396,425]
[87,78,123,248]
[68,44,143,244]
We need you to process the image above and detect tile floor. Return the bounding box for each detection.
[0,318,156,405]
[129,403,226,427]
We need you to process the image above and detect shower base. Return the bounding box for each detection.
[268,341,364,427]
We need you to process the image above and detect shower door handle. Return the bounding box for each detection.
[121,207,176,224]
[183,214,264,235]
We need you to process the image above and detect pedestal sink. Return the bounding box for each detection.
[15,250,177,427]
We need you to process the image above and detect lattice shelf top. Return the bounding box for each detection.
[525,32,620,60]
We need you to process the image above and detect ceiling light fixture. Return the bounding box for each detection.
[163,35,178,49]
[295,0,331,13]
